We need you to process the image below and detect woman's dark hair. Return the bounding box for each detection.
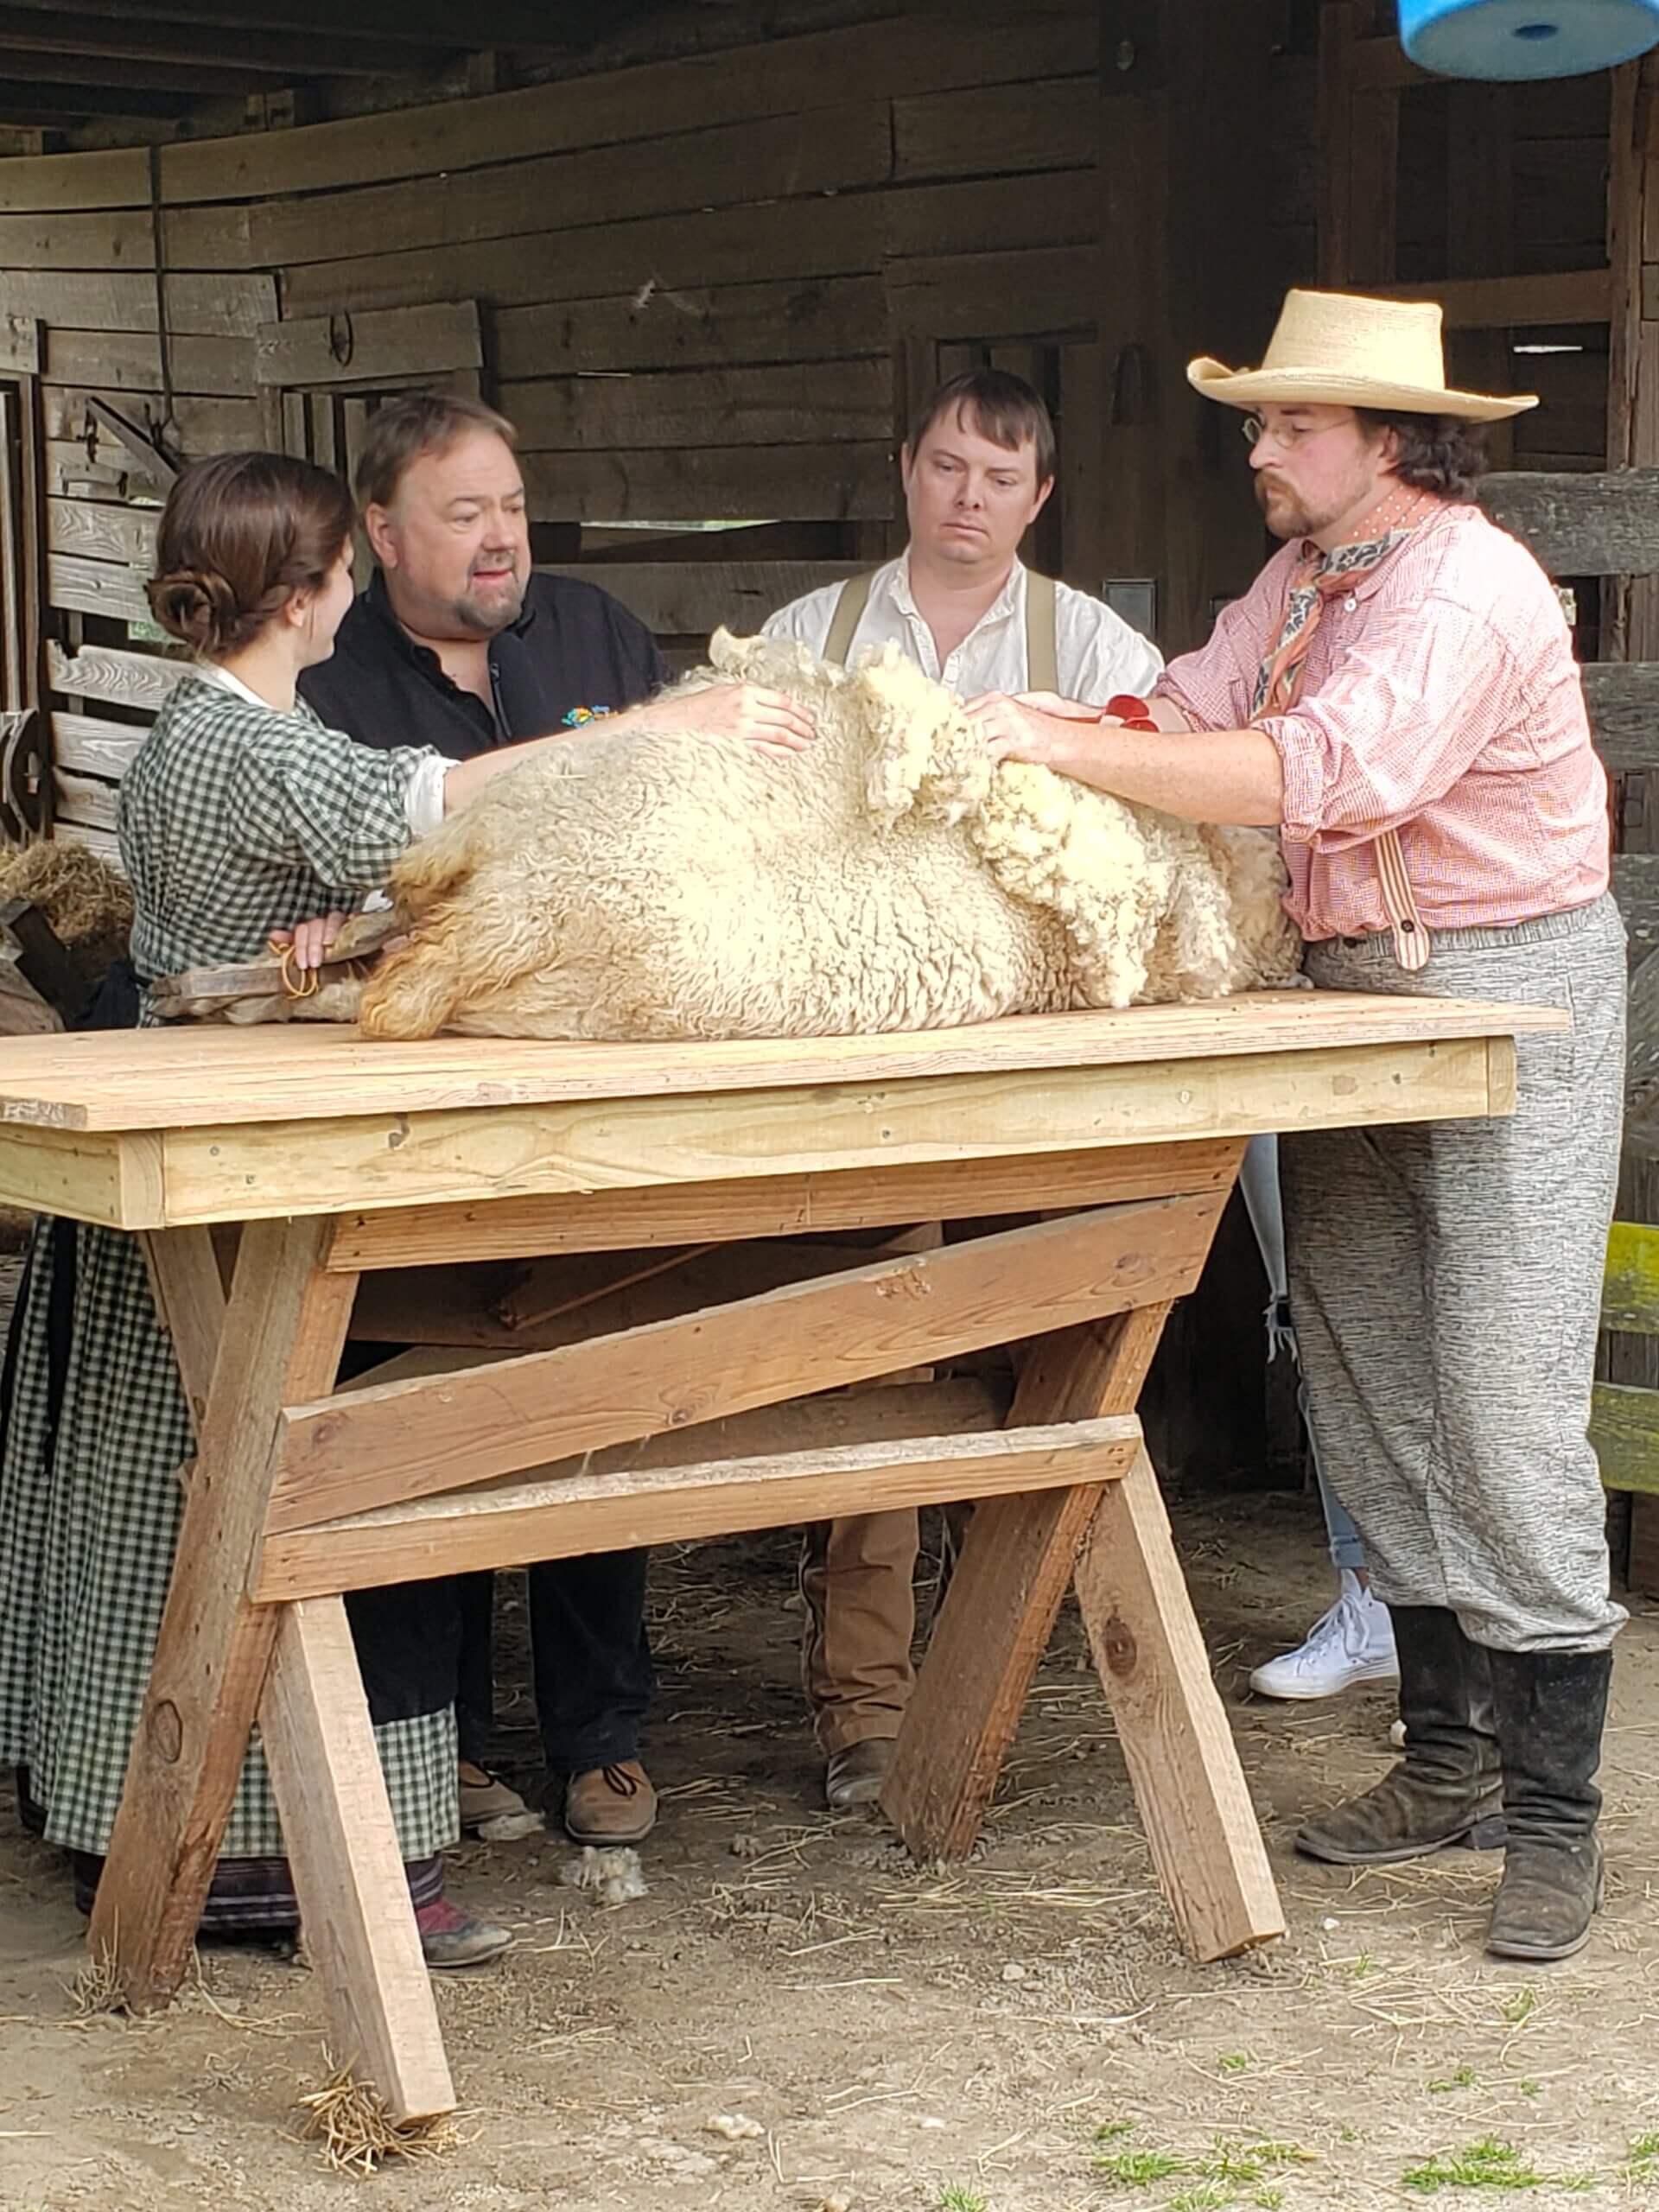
[1356,410,1490,500]
[147,450,354,658]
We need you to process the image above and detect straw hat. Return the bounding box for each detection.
[1187,289,1537,422]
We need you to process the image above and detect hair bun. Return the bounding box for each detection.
[147,565,240,653]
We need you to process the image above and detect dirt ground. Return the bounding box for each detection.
[4,1241,1659,2211]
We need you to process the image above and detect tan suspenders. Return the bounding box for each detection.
[823,564,1060,691]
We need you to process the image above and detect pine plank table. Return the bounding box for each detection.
[0,990,1559,2126]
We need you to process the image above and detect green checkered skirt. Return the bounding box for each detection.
[0,1218,455,1862]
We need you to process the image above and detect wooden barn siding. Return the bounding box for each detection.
[0,0,1116,851]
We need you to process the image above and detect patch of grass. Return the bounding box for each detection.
[1217,2052,1253,2075]
[1516,2082,1539,2100]
[1253,2193,1284,2211]
[1499,1986,1538,2027]
[1429,2065,1478,2094]
[1092,2146,1186,2187]
[938,2188,988,2212]
[1402,2139,1544,2192]
[1168,2190,1228,2212]
[1350,1950,1380,1980]
[1627,2133,1659,2180]
[1196,2140,1313,2186]
[1094,2120,1135,2143]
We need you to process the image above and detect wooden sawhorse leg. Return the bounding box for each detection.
[92,1221,454,2121]
[882,1287,1285,1961]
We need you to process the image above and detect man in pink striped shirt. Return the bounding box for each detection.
[967,289,1624,1966]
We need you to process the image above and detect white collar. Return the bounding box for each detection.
[191,660,291,714]
[889,550,1023,631]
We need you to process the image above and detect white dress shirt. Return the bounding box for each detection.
[762,552,1163,704]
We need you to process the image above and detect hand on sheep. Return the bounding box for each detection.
[270,909,349,972]
[638,681,818,757]
[966,691,1089,773]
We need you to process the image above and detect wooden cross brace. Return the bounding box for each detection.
[91,1145,1283,2125]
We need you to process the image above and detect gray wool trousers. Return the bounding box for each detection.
[1279,896,1628,1654]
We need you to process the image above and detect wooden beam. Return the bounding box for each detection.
[323,1138,1245,1271]
[505,362,892,454]
[255,302,480,389]
[0,5,435,75]
[1583,662,1659,772]
[0,269,276,340]
[43,328,257,399]
[539,560,858,639]
[257,1419,1144,1599]
[0,142,146,213]
[1478,469,1659,575]
[1603,1219,1659,1334]
[259,1600,455,2120]
[49,642,183,715]
[1592,1378,1659,1492]
[50,711,146,781]
[0,44,259,92]
[248,105,893,271]
[519,444,895,526]
[156,13,1094,206]
[0,0,547,43]
[89,1217,358,2010]
[49,495,155,566]
[264,1197,1224,1531]
[0,84,199,121]
[493,278,890,383]
[881,1301,1175,1855]
[135,1211,450,2120]
[1378,269,1611,327]
[48,551,149,625]
[138,1225,225,1430]
[150,1036,1516,1227]
[1073,1441,1284,1958]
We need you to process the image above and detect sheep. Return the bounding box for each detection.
[353,629,1301,1045]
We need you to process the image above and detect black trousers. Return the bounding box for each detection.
[457,1555,654,1775]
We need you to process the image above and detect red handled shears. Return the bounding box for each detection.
[1103,693,1160,732]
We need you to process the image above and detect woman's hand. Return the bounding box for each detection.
[270,910,348,972]
[636,683,818,757]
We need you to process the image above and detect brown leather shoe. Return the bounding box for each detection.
[825,1738,893,1810]
[563,1760,658,1845]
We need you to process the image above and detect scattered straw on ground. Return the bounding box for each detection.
[69,1947,124,2018]
[295,2067,460,2176]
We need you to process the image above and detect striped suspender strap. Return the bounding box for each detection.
[1376,829,1431,971]
[823,571,876,667]
[1024,569,1058,694]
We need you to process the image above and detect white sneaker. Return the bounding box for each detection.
[1249,1570,1400,1700]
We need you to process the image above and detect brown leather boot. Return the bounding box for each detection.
[563,1759,658,1845]
[825,1738,893,1809]
[1296,1605,1504,1866]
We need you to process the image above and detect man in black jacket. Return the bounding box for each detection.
[302,392,814,1850]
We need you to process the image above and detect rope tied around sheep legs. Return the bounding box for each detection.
[269,936,320,1001]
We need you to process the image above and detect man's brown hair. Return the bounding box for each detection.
[1357,409,1489,500]
[354,392,519,512]
[148,449,354,658]
[906,368,1057,485]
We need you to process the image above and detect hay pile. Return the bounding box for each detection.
[0,838,132,981]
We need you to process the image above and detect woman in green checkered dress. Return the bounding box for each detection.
[0,452,556,1966]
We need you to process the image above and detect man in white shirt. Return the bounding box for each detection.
[763,368,1162,1810]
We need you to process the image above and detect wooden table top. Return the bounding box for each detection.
[0,991,1562,1134]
